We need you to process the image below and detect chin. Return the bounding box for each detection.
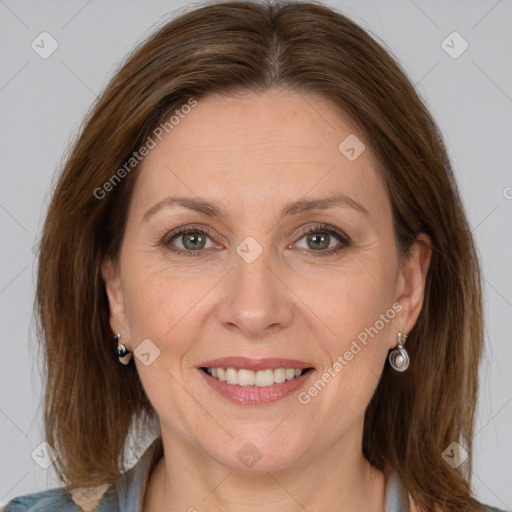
[202,434,311,474]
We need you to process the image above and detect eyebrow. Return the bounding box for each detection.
[143,192,368,222]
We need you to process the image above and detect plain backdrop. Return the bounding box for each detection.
[0,0,511,508]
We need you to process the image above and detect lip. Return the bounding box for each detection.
[198,359,315,406]
[198,357,314,371]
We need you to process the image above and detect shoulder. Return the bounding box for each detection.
[2,483,116,512]
[2,437,162,512]
[2,488,80,511]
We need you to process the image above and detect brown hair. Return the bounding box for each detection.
[36,1,486,510]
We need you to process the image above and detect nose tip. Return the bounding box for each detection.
[225,315,282,339]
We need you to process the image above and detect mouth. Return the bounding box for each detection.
[200,366,314,386]
[197,357,315,405]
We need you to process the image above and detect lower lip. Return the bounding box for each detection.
[199,369,314,405]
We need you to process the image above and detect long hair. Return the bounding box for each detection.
[36,2,484,510]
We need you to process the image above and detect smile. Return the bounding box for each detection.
[201,367,311,386]
[198,357,315,405]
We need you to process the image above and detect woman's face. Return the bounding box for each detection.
[103,89,429,472]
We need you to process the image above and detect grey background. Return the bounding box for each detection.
[0,0,511,508]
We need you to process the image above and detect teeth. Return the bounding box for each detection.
[225,368,238,385]
[204,367,307,386]
[238,369,255,386]
[274,368,286,383]
[255,369,274,387]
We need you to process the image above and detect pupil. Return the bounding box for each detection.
[308,233,329,250]
[184,232,205,250]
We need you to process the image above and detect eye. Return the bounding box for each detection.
[293,223,350,257]
[162,225,219,257]
[160,223,350,258]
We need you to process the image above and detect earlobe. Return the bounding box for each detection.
[395,233,432,334]
[101,256,127,337]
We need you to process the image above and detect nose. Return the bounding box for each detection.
[215,245,294,339]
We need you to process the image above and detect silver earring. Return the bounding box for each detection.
[388,331,409,372]
[113,333,133,365]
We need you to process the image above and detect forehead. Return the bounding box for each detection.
[132,89,388,222]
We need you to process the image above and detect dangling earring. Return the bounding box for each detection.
[388,331,409,372]
[113,333,133,365]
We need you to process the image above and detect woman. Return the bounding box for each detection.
[3,1,507,511]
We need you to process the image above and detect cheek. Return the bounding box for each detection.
[298,254,396,336]
[121,252,209,339]
[120,261,210,437]
[296,253,397,397]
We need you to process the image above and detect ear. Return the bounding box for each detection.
[101,255,130,346]
[392,233,432,342]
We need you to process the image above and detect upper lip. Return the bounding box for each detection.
[199,357,314,371]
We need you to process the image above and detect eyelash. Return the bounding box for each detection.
[160,223,351,258]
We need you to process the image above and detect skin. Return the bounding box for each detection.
[102,88,431,512]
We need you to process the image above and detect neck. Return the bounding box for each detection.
[144,430,387,512]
